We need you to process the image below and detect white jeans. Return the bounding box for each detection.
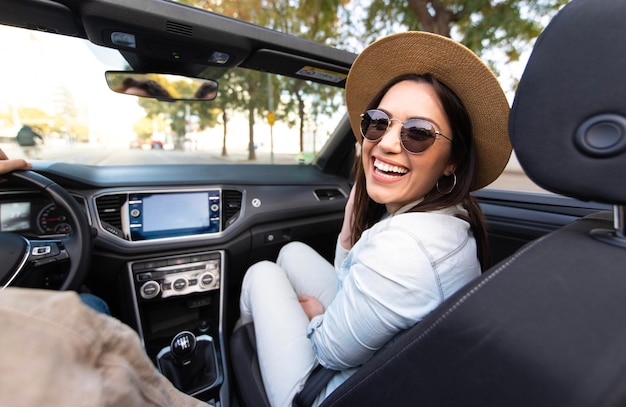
[239,241,338,407]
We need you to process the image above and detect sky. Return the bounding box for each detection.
[0,25,142,143]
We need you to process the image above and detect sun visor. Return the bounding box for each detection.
[0,0,81,36]
[243,49,351,87]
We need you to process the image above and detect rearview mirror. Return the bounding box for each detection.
[105,71,218,101]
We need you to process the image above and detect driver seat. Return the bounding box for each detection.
[230,0,626,405]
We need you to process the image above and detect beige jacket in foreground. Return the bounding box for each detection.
[0,287,209,407]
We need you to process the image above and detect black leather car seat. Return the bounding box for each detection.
[231,0,626,405]
[230,323,271,407]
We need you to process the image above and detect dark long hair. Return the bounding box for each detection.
[350,74,491,270]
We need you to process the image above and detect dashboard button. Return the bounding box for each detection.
[172,278,188,291]
[132,262,147,271]
[137,272,152,282]
[200,272,215,288]
[140,281,160,299]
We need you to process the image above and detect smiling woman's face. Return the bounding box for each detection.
[362,80,456,214]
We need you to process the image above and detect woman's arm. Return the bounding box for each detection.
[338,186,356,251]
[334,186,356,270]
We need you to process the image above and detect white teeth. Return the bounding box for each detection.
[373,159,408,175]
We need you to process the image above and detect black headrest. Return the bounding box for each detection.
[510,0,626,204]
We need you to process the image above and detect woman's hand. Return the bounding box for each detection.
[0,149,31,174]
[338,185,356,250]
[299,295,324,321]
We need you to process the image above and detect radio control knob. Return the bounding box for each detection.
[140,280,160,299]
[200,272,215,288]
[172,277,188,291]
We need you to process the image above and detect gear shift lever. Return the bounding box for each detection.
[171,331,197,366]
[157,331,221,395]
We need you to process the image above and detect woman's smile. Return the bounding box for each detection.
[371,156,409,181]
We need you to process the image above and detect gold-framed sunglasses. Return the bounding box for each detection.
[360,109,452,154]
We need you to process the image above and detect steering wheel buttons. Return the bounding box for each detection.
[32,246,51,255]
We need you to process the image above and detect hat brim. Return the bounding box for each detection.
[346,31,512,191]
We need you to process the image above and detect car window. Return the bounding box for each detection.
[0,25,345,166]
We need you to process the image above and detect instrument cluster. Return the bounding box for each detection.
[0,193,74,236]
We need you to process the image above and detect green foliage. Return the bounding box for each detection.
[362,0,569,62]
[173,0,347,158]
[130,74,220,147]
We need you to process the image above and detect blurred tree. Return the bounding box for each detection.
[360,0,569,74]
[16,107,50,127]
[132,75,220,148]
[176,0,348,159]
[268,0,348,153]
[213,69,248,157]
[132,116,158,141]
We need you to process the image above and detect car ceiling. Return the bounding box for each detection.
[0,0,356,86]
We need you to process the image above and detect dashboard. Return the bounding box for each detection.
[1,163,350,255]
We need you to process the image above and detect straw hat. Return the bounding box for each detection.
[346,31,512,191]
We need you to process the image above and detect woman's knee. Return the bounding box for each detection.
[242,260,283,291]
[277,241,312,265]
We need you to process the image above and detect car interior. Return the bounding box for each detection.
[1,0,624,406]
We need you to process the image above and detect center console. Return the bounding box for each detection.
[127,250,227,404]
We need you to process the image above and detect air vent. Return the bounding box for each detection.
[222,189,242,229]
[95,194,125,238]
[314,188,344,201]
[166,21,193,36]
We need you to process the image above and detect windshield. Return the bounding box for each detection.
[0,25,345,166]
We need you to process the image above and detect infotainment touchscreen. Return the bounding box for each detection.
[128,190,220,241]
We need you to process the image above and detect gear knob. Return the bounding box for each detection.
[171,331,197,365]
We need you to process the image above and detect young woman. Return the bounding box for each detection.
[237,31,512,407]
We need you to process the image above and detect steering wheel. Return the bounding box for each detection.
[0,170,92,291]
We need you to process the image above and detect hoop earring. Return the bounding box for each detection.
[436,173,457,195]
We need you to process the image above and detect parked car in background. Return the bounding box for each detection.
[129,139,143,149]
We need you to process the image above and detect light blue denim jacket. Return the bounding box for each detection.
[308,204,481,403]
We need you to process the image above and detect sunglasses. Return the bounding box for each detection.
[360,109,452,154]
